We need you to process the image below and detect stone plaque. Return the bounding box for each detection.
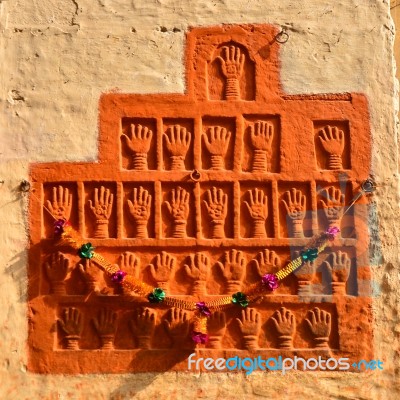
[28,24,373,373]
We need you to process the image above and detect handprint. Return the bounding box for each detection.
[249,121,274,172]
[88,186,114,239]
[185,252,210,296]
[207,311,226,349]
[217,45,245,100]
[319,186,345,229]
[149,251,176,291]
[120,251,140,279]
[203,126,231,170]
[217,249,246,293]
[164,125,191,170]
[130,307,157,349]
[92,308,118,350]
[305,307,331,349]
[271,307,296,349]
[115,252,140,294]
[293,250,316,295]
[244,188,268,238]
[78,258,103,293]
[163,308,190,348]
[58,307,83,350]
[236,308,261,350]
[281,188,306,238]
[127,186,152,238]
[44,251,70,295]
[323,250,351,295]
[203,187,228,239]
[121,123,153,170]
[46,185,72,221]
[253,249,281,278]
[164,187,190,238]
[318,125,345,170]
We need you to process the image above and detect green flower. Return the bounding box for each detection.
[301,248,318,262]
[148,288,166,303]
[231,292,249,308]
[78,243,95,259]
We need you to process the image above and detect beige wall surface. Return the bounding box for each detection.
[0,1,399,399]
[392,0,400,135]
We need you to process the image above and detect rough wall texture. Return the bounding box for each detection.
[0,0,399,399]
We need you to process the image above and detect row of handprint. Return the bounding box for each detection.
[44,249,353,297]
[120,118,350,172]
[45,183,351,239]
[57,305,334,351]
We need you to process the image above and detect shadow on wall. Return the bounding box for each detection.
[109,374,158,399]
[5,250,28,303]
[3,182,31,303]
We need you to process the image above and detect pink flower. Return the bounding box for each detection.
[326,226,340,240]
[261,274,279,290]
[195,302,211,317]
[111,270,127,283]
[191,331,209,344]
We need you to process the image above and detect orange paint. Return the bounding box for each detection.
[28,24,373,373]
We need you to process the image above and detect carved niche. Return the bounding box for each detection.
[28,24,373,373]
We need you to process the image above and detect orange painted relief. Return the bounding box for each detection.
[28,24,373,373]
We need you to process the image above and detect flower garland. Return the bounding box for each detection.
[54,218,340,344]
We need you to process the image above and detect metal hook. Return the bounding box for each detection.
[275,30,289,44]
[361,178,376,193]
[190,169,201,182]
[343,179,376,216]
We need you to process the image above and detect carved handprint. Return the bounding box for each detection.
[203,126,231,170]
[120,251,140,279]
[318,125,345,170]
[293,250,316,295]
[163,308,190,348]
[185,252,210,296]
[44,251,70,295]
[92,308,118,350]
[305,307,331,349]
[217,249,246,293]
[281,188,306,238]
[271,307,296,349]
[113,252,140,294]
[88,186,114,239]
[121,123,153,170]
[130,307,157,349]
[127,186,152,238]
[323,250,351,295]
[244,188,268,238]
[165,187,190,238]
[250,121,274,152]
[207,311,226,349]
[46,185,72,221]
[164,125,191,170]
[217,45,245,100]
[203,187,228,239]
[58,307,83,350]
[253,249,281,278]
[149,251,176,291]
[78,259,103,293]
[236,308,261,350]
[249,121,274,172]
[319,186,345,229]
